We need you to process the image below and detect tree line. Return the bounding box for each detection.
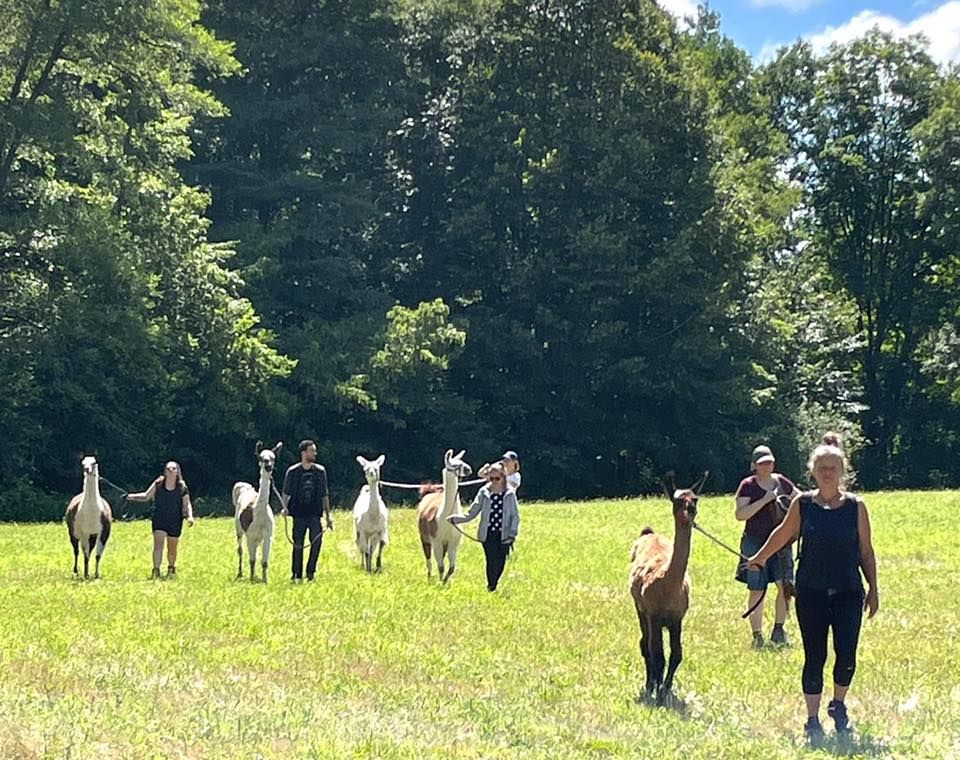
[2,0,959,519]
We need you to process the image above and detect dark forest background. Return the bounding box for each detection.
[3,0,959,518]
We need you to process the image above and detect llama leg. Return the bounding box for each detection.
[248,537,257,581]
[84,536,95,579]
[649,618,667,703]
[376,540,384,572]
[70,535,79,575]
[422,541,433,580]
[433,543,446,582]
[236,536,244,579]
[261,537,272,583]
[444,543,458,583]
[661,620,683,701]
[94,538,104,579]
[637,611,654,698]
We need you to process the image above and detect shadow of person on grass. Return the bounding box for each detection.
[802,730,891,756]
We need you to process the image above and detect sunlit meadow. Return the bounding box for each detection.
[0,492,957,758]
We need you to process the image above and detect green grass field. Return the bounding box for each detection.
[0,492,957,759]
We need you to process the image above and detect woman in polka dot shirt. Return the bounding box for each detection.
[448,462,520,591]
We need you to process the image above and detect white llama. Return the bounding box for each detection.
[232,441,282,582]
[352,454,388,573]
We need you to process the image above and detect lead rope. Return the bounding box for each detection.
[271,482,325,550]
[690,521,768,620]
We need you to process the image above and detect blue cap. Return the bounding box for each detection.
[501,450,519,462]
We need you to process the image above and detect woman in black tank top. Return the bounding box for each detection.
[746,442,879,744]
[127,461,195,579]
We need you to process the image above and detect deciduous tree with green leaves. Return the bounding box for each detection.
[0,0,291,503]
[765,32,960,486]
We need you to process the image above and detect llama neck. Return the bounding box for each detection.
[256,471,273,512]
[81,472,99,510]
[664,518,693,584]
[440,470,460,517]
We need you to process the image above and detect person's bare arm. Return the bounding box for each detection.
[183,492,195,526]
[323,494,333,530]
[735,484,777,521]
[748,495,801,566]
[858,498,879,618]
[126,481,158,503]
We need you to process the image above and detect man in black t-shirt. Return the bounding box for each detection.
[281,439,333,581]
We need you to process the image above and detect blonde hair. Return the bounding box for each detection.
[821,431,844,450]
[807,444,847,474]
[485,462,507,483]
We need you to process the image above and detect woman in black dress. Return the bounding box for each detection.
[127,461,195,578]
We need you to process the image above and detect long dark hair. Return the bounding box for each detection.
[155,461,188,492]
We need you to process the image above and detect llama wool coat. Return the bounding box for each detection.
[450,486,520,543]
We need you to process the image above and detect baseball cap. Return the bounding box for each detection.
[751,445,775,465]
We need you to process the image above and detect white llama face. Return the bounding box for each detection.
[356,455,385,484]
[444,449,472,478]
[259,449,276,474]
[81,456,98,475]
[255,441,283,475]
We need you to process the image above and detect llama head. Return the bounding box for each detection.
[662,471,707,526]
[81,455,98,476]
[356,454,385,485]
[670,488,698,526]
[444,449,472,478]
[255,441,283,475]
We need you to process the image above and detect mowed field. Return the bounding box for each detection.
[0,492,957,759]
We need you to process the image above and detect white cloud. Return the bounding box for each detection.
[807,2,960,64]
[658,0,698,22]
[751,0,824,12]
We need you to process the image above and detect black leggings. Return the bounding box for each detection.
[795,588,864,694]
[482,532,511,591]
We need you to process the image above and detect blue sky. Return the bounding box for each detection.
[661,0,960,64]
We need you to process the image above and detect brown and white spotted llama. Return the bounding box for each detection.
[65,456,113,579]
[232,441,283,582]
[416,449,472,583]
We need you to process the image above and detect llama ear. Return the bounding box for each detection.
[661,479,673,501]
[375,455,385,467]
[691,470,710,494]
[273,441,283,455]
[255,440,264,455]
[356,455,368,467]
[454,449,466,462]
[444,449,453,465]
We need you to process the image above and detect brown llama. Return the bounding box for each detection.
[629,482,701,705]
